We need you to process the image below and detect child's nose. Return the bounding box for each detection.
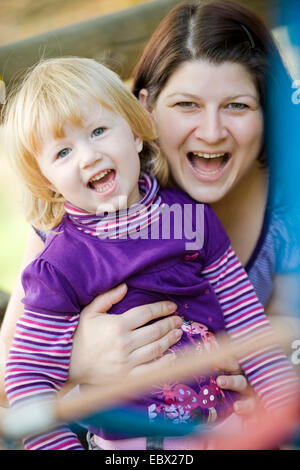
[79,147,102,169]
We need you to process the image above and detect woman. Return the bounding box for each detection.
[1,0,290,417]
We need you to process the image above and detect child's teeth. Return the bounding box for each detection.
[90,169,111,183]
[88,169,115,192]
[94,180,114,193]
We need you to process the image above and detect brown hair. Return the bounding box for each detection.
[133,0,288,166]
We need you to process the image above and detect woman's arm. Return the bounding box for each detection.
[0,228,44,404]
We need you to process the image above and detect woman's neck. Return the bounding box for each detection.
[211,162,268,265]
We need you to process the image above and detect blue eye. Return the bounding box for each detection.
[57,148,71,159]
[92,127,105,137]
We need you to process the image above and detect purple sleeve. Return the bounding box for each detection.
[5,259,83,450]
[202,205,231,267]
[21,258,80,315]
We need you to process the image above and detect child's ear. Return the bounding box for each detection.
[42,176,58,193]
[134,135,143,154]
[138,89,152,113]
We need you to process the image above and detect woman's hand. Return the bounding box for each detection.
[216,358,256,415]
[69,283,182,386]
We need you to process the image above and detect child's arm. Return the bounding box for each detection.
[4,259,84,450]
[0,228,44,405]
[202,245,298,410]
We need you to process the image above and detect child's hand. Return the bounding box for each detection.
[69,284,182,386]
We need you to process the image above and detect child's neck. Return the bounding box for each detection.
[64,173,160,238]
[65,187,143,216]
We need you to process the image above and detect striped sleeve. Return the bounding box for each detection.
[201,246,298,410]
[4,309,83,450]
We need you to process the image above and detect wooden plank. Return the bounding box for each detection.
[0,0,183,87]
[0,0,284,88]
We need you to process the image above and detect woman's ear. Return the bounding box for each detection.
[138,89,152,113]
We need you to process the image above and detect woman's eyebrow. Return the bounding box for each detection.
[226,93,259,101]
[165,91,259,101]
[166,92,202,100]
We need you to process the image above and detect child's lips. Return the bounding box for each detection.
[88,169,116,193]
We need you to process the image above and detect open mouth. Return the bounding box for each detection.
[187,152,231,176]
[88,169,116,193]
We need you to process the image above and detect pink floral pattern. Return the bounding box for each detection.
[149,317,231,425]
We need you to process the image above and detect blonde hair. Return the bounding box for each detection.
[3,57,169,230]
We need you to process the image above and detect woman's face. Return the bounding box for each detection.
[149,60,264,203]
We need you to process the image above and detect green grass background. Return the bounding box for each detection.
[0,126,30,294]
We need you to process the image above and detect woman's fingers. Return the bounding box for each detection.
[131,314,182,350]
[129,328,183,367]
[81,284,128,317]
[120,301,178,330]
[215,356,241,374]
[216,367,258,416]
[216,373,248,393]
[129,351,177,378]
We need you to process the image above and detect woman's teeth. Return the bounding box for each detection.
[192,152,226,159]
[188,152,229,175]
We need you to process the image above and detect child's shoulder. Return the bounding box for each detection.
[31,215,88,269]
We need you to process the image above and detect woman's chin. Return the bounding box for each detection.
[181,179,229,205]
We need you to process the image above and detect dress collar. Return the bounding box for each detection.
[64,172,161,238]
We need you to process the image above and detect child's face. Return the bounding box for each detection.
[38,101,143,214]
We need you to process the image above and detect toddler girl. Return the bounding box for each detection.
[3,57,297,450]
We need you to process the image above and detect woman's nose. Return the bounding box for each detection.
[194,109,228,144]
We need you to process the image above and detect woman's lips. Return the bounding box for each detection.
[187,152,231,181]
